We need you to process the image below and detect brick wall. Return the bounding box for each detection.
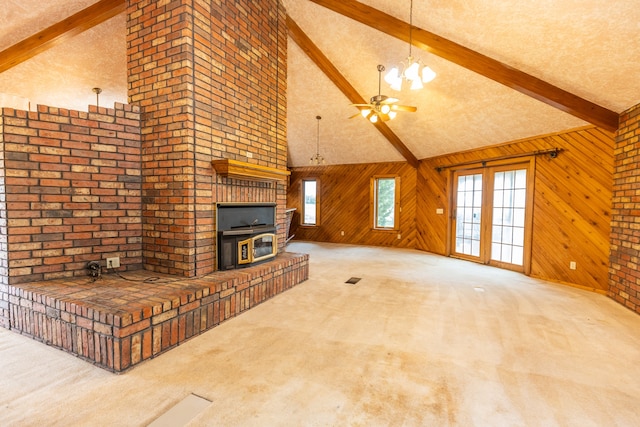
[7,252,308,372]
[127,0,288,276]
[0,111,8,327]
[0,104,142,285]
[609,103,640,314]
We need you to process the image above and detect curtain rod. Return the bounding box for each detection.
[435,147,561,172]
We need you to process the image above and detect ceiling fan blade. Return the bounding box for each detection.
[350,104,373,108]
[380,97,399,104]
[348,112,362,119]
[391,104,417,112]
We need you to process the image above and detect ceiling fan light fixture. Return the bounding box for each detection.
[349,64,414,123]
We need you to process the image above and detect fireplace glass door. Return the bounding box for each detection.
[237,233,277,266]
[253,233,277,262]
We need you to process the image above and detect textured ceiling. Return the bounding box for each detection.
[1,0,639,167]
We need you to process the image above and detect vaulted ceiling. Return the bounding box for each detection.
[1,0,639,167]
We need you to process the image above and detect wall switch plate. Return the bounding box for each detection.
[107,257,120,269]
[397,234,401,240]
[570,261,576,270]
[340,231,344,236]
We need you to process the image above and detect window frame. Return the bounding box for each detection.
[371,175,400,231]
[300,178,320,227]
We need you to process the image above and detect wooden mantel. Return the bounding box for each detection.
[211,159,291,182]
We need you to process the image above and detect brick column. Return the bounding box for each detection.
[127,0,287,276]
[128,1,197,276]
[609,103,639,314]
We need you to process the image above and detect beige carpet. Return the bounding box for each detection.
[2,242,639,426]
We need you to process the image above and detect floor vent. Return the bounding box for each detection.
[148,393,212,427]
[345,277,361,284]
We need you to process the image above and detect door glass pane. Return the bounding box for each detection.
[494,172,504,190]
[515,169,527,188]
[514,189,527,208]
[491,168,527,266]
[455,173,482,257]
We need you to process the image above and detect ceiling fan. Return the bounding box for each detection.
[351,64,417,123]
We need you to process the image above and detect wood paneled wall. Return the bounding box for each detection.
[287,126,614,292]
[418,126,615,292]
[288,163,417,248]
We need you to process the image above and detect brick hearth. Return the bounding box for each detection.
[6,253,308,372]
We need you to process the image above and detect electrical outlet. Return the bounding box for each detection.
[436,208,444,214]
[569,261,576,270]
[341,231,344,236]
[397,233,401,240]
[107,257,120,269]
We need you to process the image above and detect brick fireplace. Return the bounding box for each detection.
[0,0,307,370]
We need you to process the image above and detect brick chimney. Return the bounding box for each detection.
[127,0,288,277]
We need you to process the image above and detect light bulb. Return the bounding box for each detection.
[389,111,397,120]
[390,76,403,91]
[404,62,420,81]
[369,114,378,123]
[384,67,400,85]
[361,108,371,118]
[410,77,424,90]
[422,66,436,83]
[380,104,391,114]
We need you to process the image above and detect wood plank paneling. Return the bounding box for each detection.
[288,126,614,292]
[288,163,417,248]
[417,126,615,292]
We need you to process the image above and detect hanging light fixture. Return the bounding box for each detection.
[384,0,436,91]
[309,115,325,165]
[92,87,102,107]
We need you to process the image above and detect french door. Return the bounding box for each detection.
[451,161,533,273]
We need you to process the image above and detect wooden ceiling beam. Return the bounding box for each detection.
[309,0,620,133]
[0,0,126,73]
[287,15,420,168]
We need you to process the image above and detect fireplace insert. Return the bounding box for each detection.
[218,226,277,270]
[217,204,278,270]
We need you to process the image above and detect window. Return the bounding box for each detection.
[372,176,400,230]
[301,179,319,226]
